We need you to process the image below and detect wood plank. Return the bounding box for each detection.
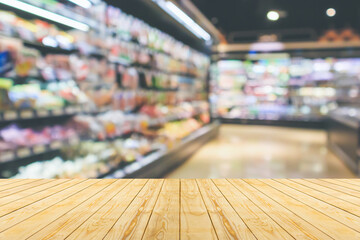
[245,179,360,239]
[0,179,116,239]
[0,179,24,187]
[278,179,360,217]
[0,179,359,239]
[180,179,218,240]
[0,179,70,207]
[0,179,96,232]
[0,179,39,193]
[337,179,360,187]
[214,179,294,240]
[27,180,131,240]
[229,179,332,240]
[196,179,256,240]
[321,179,360,192]
[266,179,360,231]
[0,179,80,213]
[66,179,148,240]
[0,179,55,199]
[292,179,360,207]
[306,179,360,198]
[142,179,180,240]
[103,179,164,240]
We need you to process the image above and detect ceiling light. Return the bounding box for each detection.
[267,11,280,21]
[68,0,92,9]
[0,0,90,31]
[326,8,336,17]
[153,0,211,41]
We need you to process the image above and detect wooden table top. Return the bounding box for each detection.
[0,179,360,239]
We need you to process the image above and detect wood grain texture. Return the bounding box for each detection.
[277,179,360,217]
[306,179,360,198]
[197,179,256,240]
[67,179,148,240]
[0,179,39,192]
[214,179,293,240]
[337,179,360,187]
[229,179,332,240]
[0,179,359,239]
[0,179,85,218]
[142,179,180,240]
[103,179,164,240]
[27,179,131,240]
[246,179,360,239]
[0,179,113,239]
[321,179,360,192]
[0,179,50,198]
[265,179,360,231]
[292,179,360,206]
[180,179,217,240]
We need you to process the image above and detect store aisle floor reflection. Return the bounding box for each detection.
[167,125,356,178]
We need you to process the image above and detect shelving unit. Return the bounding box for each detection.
[209,57,358,128]
[0,0,214,179]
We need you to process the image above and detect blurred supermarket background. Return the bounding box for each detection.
[0,0,359,178]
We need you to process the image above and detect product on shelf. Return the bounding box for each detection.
[0,0,211,179]
[11,133,161,178]
[157,118,203,140]
[0,124,77,149]
[210,57,356,121]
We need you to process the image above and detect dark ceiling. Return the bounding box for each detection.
[192,0,360,42]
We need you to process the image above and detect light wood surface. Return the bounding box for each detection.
[0,179,360,239]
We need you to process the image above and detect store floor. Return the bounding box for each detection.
[167,124,356,178]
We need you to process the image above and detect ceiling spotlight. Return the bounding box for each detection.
[267,11,280,21]
[326,8,336,17]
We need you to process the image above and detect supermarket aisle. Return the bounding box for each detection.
[167,125,355,178]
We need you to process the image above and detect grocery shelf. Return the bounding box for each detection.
[0,105,94,124]
[0,137,80,165]
[0,0,96,30]
[23,40,78,54]
[0,137,81,178]
[0,110,209,177]
[328,115,360,175]
[148,110,208,127]
[105,121,220,178]
[0,0,211,180]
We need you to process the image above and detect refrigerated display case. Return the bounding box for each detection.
[327,59,360,174]
[0,0,218,178]
[210,57,352,127]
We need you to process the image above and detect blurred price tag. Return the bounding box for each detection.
[52,108,63,116]
[17,148,31,158]
[37,109,49,117]
[0,151,15,163]
[50,141,62,149]
[4,111,17,120]
[33,145,46,154]
[20,110,34,119]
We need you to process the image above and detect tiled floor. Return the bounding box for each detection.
[167,124,356,178]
